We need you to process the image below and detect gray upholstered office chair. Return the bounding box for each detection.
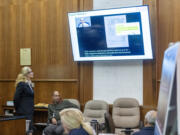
[112,98,140,135]
[64,99,81,109]
[83,100,109,133]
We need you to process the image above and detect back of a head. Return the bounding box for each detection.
[21,66,31,75]
[145,110,157,126]
[60,108,93,135]
[15,66,32,87]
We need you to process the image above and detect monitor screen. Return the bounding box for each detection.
[68,5,153,61]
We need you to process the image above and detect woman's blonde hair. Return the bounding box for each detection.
[15,66,32,87]
[60,108,93,135]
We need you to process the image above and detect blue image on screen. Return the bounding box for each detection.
[76,17,91,28]
[76,12,144,57]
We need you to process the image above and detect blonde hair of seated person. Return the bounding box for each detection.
[15,66,33,87]
[60,108,94,135]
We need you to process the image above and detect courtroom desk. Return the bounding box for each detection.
[0,116,26,135]
[33,107,48,135]
[2,106,48,135]
[2,105,48,123]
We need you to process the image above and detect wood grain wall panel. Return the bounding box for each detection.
[34,81,79,104]
[143,0,158,108]
[79,62,93,106]
[0,0,79,80]
[158,0,180,82]
[141,0,159,119]
[0,82,16,105]
[19,0,79,79]
[0,0,93,115]
[0,81,79,105]
[143,0,180,119]
[154,0,180,107]
[0,0,21,79]
[82,0,93,11]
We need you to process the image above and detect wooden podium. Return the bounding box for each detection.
[0,116,26,135]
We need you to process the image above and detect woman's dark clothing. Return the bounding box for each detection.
[133,127,154,135]
[69,126,90,135]
[14,82,34,131]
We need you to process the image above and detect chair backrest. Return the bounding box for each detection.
[112,98,140,128]
[83,100,109,124]
[64,99,81,109]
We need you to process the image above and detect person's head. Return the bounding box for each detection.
[60,108,93,135]
[15,66,33,87]
[21,66,34,79]
[144,110,157,127]
[52,91,62,104]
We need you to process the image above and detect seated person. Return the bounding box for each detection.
[43,91,78,135]
[60,108,94,135]
[133,110,157,135]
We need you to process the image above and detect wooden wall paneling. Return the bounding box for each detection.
[0,0,94,116]
[142,0,159,119]
[0,0,83,115]
[0,0,21,79]
[35,81,79,104]
[0,82,16,104]
[0,0,80,80]
[79,62,93,108]
[157,0,180,95]
[143,0,180,120]
[20,0,79,79]
[83,0,93,11]
[142,0,180,119]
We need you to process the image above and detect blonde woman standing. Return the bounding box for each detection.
[14,66,34,135]
[60,108,94,135]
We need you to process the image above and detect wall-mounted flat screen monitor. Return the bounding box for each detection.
[68,5,153,61]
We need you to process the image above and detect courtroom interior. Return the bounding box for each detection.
[0,0,179,135]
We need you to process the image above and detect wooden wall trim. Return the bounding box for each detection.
[141,105,157,110]
[0,79,78,82]
[143,0,158,108]
[79,62,93,105]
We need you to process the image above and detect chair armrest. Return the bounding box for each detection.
[104,112,115,133]
[139,120,144,129]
